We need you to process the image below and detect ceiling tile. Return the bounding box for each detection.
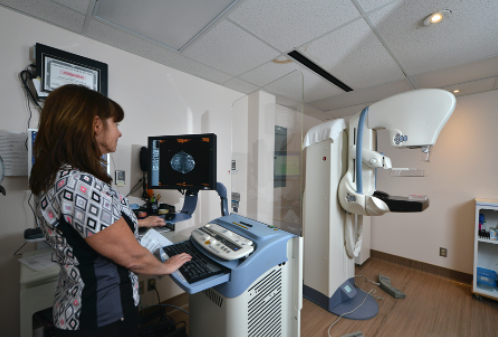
[228,0,360,52]
[440,77,497,98]
[301,71,346,103]
[85,19,233,84]
[357,0,402,12]
[0,0,85,33]
[300,17,405,89]
[239,59,299,87]
[325,103,368,119]
[183,20,280,76]
[272,95,302,116]
[51,0,89,14]
[309,78,412,111]
[264,68,344,104]
[369,0,498,75]
[222,77,259,94]
[261,71,304,103]
[414,55,498,89]
[94,0,238,51]
[273,95,332,122]
[302,104,332,121]
[4,0,497,114]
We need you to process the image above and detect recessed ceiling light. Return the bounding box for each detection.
[430,13,443,23]
[453,89,460,93]
[424,9,452,26]
[272,56,293,64]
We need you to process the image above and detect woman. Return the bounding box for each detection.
[30,84,191,336]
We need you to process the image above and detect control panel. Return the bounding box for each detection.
[192,223,254,261]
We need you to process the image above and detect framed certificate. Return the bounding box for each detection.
[35,43,108,96]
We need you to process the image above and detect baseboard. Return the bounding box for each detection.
[370,249,472,285]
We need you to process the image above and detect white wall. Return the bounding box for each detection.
[0,6,243,337]
[372,90,498,274]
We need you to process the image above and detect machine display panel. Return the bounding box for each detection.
[148,133,217,190]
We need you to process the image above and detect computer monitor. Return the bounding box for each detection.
[27,129,37,180]
[148,133,217,190]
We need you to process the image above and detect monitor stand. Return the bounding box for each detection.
[165,182,229,228]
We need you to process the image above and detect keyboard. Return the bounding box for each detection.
[163,241,227,284]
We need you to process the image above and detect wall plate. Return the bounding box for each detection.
[115,170,125,187]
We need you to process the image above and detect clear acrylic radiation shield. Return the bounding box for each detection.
[230,70,304,236]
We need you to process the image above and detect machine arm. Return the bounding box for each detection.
[339,89,455,216]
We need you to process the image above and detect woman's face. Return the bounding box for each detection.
[94,117,122,155]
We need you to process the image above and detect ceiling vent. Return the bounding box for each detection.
[288,50,353,92]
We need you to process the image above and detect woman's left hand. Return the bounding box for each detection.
[138,216,165,228]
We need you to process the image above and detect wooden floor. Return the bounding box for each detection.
[158,257,498,337]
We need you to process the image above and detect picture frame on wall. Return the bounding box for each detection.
[35,43,108,96]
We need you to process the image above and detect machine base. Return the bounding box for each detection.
[329,290,378,320]
[303,279,378,320]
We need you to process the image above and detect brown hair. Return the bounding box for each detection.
[29,84,124,195]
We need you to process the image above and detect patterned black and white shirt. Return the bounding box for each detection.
[36,167,140,330]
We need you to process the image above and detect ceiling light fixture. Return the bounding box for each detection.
[453,89,460,93]
[423,9,452,26]
[287,50,353,92]
[272,56,293,64]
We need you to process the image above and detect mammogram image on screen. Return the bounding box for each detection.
[170,151,195,174]
[150,134,215,189]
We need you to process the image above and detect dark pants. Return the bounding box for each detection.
[55,309,138,337]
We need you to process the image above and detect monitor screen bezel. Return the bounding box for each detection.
[147,133,217,191]
[27,129,37,180]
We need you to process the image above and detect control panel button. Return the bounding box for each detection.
[193,223,254,260]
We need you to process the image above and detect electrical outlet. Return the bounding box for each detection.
[139,281,144,295]
[148,278,156,291]
[115,170,125,187]
[440,247,447,257]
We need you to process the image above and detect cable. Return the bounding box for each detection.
[326,289,375,337]
[19,65,42,153]
[27,192,40,227]
[126,178,143,197]
[13,242,27,256]
[14,192,41,256]
[142,303,189,315]
[153,287,161,306]
[355,275,380,286]
[355,284,384,301]
[158,304,189,315]
[19,65,42,115]
[19,65,41,108]
[354,275,383,300]
[141,172,149,201]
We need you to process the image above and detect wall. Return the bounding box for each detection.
[372,90,498,274]
[0,6,243,337]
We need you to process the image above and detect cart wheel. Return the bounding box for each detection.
[474,294,483,301]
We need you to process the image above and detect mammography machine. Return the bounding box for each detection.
[302,89,456,319]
